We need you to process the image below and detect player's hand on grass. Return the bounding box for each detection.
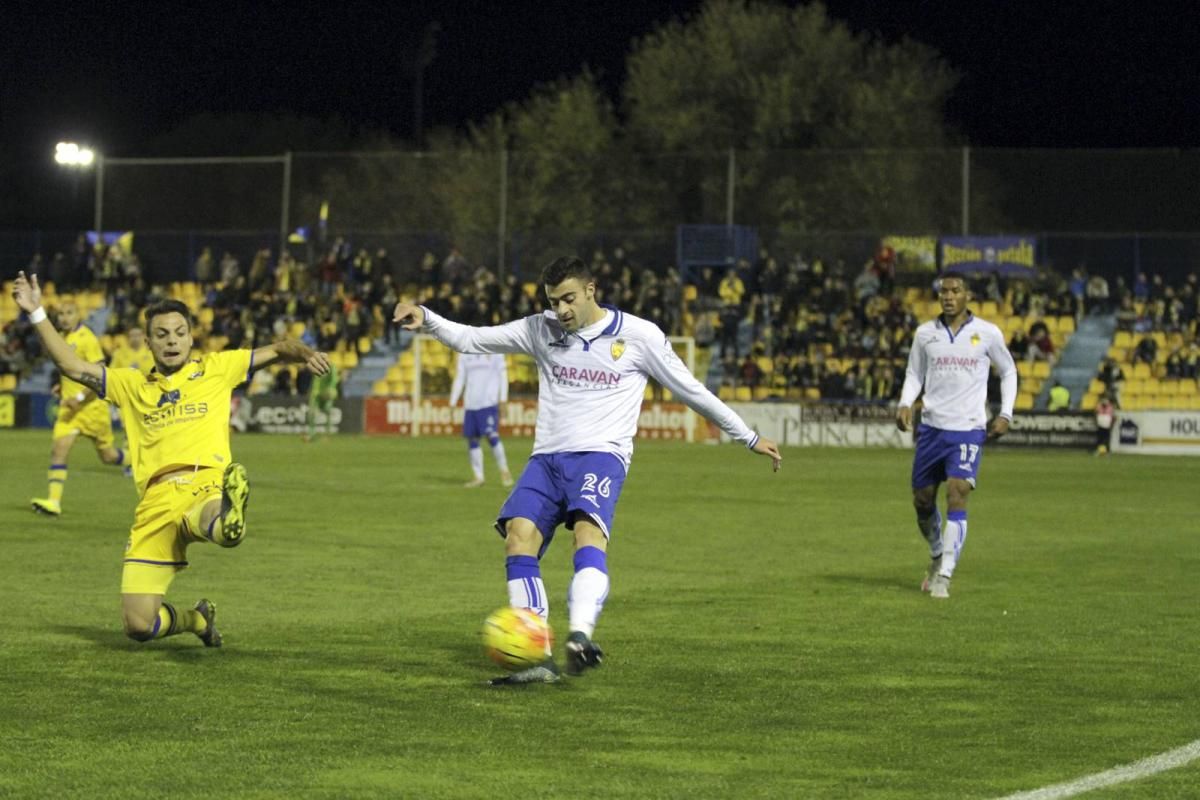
[987,415,1010,440]
[392,302,425,330]
[896,405,913,432]
[12,271,42,313]
[752,437,782,472]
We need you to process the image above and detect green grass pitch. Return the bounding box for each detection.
[1,429,1197,799]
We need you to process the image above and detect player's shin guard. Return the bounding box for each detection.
[506,555,548,620]
[141,602,207,640]
[567,546,609,639]
[938,511,968,578]
[917,506,942,558]
[468,443,485,481]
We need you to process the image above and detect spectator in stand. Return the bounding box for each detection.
[1047,381,1070,412]
[1115,295,1137,332]
[738,352,762,389]
[219,250,240,285]
[1085,273,1110,315]
[1133,272,1150,302]
[1069,268,1087,312]
[1097,358,1125,406]
[1094,394,1115,455]
[1165,346,1185,379]
[717,267,745,357]
[1132,334,1157,366]
[1008,328,1032,360]
[1028,320,1056,363]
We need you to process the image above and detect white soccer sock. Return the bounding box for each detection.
[489,439,509,473]
[938,513,968,577]
[468,446,484,480]
[567,546,609,638]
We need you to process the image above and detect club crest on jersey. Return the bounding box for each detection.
[157,389,181,407]
[970,333,981,346]
[611,338,626,361]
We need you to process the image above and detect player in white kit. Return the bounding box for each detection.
[394,256,782,684]
[896,272,1018,599]
[450,353,514,487]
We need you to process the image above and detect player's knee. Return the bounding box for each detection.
[123,613,157,642]
[945,480,971,507]
[504,520,542,555]
[99,449,120,465]
[487,435,500,447]
[912,490,936,513]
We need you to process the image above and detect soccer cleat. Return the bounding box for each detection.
[31,498,62,516]
[564,631,604,676]
[218,463,250,547]
[921,556,943,592]
[488,658,561,686]
[500,470,514,487]
[194,599,222,647]
[463,477,485,488]
[929,574,951,600]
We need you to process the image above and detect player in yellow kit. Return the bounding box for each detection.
[30,299,129,516]
[108,326,154,375]
[13,271,331,647]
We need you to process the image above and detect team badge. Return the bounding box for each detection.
[611,338,626,361]
[970,333,981,346]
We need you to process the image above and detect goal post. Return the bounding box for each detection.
[401,333,700,441]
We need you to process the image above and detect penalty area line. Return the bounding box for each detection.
[993,738,1200,800]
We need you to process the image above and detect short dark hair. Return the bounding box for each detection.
[143,299,193,331]
[540,256,593,289]
[939,270,969,286]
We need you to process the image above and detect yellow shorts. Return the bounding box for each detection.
[52,400,114,449]
[120,468,223,595]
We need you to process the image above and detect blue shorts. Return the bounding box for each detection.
[911,425,987,490]
[495,452,627,557]
[463,406,499,439]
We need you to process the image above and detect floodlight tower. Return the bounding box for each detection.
[54,142,102,232]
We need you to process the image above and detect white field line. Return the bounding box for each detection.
[993,738,1200,799]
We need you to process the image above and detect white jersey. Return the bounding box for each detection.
[899,313,1018,431]
[421,305,759,466]
[450,353,508,410]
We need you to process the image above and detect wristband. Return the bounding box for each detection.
[29,306,47,324]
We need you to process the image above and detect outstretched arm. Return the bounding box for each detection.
[11,271,105,394]
[252,340,331,375]
[393,301,533,355]
[641,332,781,472]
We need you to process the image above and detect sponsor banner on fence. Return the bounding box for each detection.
[1112,411,1200,455]
[363,397,694,440]
[708,403,912,448]
[939,236,1036,277]
[991,412,1097,448]
[232,394,364,434]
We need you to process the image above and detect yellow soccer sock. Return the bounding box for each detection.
[48,464,67,503]
[153,602,208,639]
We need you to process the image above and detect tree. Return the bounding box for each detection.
[623,1,964,234]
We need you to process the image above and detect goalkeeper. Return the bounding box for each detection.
[304,360,340,440]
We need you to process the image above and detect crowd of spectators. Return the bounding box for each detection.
[8,233,1200,407]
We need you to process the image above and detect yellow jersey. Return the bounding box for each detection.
[109,343,155,376]
[103,350,253,497]
[63,324,106,400]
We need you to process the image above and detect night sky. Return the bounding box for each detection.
[3,0,1200,220]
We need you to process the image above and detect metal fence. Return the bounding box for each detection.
[7,147,1200,285]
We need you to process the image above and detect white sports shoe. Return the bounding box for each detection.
[921,556,943,592]
[929,574,951,599]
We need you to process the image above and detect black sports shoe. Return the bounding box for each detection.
[565,631,604,676]
[488,658,561,686]
[194,599,222,648]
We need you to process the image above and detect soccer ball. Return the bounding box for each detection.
[481,607,553,671]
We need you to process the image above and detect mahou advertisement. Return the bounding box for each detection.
[364,397,696,440]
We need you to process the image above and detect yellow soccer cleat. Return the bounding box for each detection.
[218,463,250,547]
[31,498,62,517]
